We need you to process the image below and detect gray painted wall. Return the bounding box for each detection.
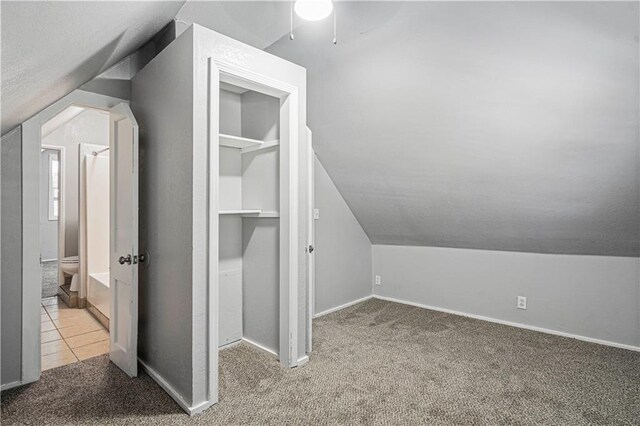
[39,149,58,261]
[373,244,640,348]
[267,1,640,257]
[241,98,280,352]
[242,219,280,352]
[1,127,23,386]
[314,157,372,315]
[131,29,195,405]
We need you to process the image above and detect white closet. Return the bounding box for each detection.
[218,84,281,356]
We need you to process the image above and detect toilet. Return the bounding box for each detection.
[59,255,79,292]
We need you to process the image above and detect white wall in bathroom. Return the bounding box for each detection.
[85,154,109,275]
[41,108,109,257]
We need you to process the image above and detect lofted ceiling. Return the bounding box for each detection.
[2,1,638,257]
[267,1,640,256]
[0,1,301,136]
[1,1,185,135]
[175,1,296,50]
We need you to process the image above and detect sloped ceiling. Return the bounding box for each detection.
[267,2,640,256]
[2,1,638,257]
[176,1,295,50]
[1,1,185,135]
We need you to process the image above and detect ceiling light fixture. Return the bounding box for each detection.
[290,0,337,44]
[294,0,333,21]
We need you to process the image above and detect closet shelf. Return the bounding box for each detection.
[219,134,263,149]
[219,133,279,152]
[219,210,280,218]
[219,209,262,215]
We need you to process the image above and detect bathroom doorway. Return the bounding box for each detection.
[39,105,112,370]
[17,90,140,387]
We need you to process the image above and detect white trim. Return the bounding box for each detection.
[241,337,278,358]
[0,381,23,391]
[296,355,309,367]
[373,295,640,353]
[313,295,374,319]
[207,57,220,407]
[218,340,242,351]
[138,359,214,416]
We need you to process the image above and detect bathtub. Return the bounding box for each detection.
[88,272,110,325]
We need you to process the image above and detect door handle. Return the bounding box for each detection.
[118,255,132,265]
[307,245,314,253]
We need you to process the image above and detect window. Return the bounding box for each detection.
[48,152,59,221]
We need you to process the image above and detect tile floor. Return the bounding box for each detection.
[41,296,109,371]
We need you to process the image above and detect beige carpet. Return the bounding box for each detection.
[2,299,639,425]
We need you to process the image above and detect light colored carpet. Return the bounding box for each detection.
[2,299,638,425]
[41,260,58,298]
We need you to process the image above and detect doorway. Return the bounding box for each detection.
[38,106,111,370]
[19,90,140,386]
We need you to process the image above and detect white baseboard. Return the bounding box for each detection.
[0,380,22,391]
[138,358,214,416]
[241,337,278,357]
[218,340,242,351]
[373,295,640,352]
[313,295,373,318]
[296,355,309,367]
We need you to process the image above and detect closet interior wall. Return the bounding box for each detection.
[218,87,281,356]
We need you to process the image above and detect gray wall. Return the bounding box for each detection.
[267,1,640,257]
[314,157,372,315]
[241,97,280,352]
[373,245,640,348]
[131,29,195,405]
[39,149,58,261]
[1,127,22,386]
[242,219,280,352]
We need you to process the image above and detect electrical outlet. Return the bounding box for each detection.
[517,296,527,310]
[375,275,382,286]
[313,209,320,220]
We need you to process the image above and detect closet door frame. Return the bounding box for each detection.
[208,59,300,393]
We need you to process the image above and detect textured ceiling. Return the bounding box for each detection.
[267,2,640,256]
[176,1,295,49]
[1,1,184,135]
[2,1,638,256]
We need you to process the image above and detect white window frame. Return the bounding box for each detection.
[47,152,60,221]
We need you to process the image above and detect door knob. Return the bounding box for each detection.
[118,255,132,265]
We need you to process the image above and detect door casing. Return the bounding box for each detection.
[18,90,126,387]
[207,59,302,406]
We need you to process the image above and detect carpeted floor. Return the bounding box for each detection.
[41,260,59,298]
[2,299,639,425]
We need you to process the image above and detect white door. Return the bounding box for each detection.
[109,103,139,377]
